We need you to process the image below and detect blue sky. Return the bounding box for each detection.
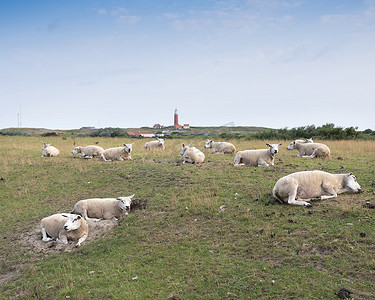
[1,0,374,130]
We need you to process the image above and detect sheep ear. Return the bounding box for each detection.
[347,172,353,176]
[129,194,135,199]
[279,143,283,146]
[266,143,270,147]
[187,144,191,147]
[76,215,81,219]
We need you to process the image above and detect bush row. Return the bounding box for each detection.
[220,124,374,140]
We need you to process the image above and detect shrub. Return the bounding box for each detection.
[76,127,129,138]
[0,130,33,136]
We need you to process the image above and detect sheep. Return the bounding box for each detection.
[100,143,134,161]
[204,139,236,154]
[72,145,104,159]
[293,138,314,144]
[144,139,165,150]
[41,143,60,157]
[71,194,135,221]
[287,141,330,158]
[40,213,88,247]
[233,143,282,167]
[272,170,362,207]
[180,144,205,164]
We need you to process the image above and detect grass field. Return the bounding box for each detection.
[0,136,374,299]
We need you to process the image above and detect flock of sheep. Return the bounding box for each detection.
[39,137,362,248]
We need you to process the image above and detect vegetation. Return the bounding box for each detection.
[0,130,34,136]
[76,127,130,138]
[0,136,375,299]
[220,124,365,140]
[2,124,373,140]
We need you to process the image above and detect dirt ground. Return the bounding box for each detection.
[16,198,148,255]
[17,219,120,255]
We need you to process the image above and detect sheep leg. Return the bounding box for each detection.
[41,228,53,242]
[84,210,100,221]
[233,154,244,166]
[319,186,337,200]
[287,190,312,207]
[57,233,68,244]
[75,234,88,248]
[302,149,318,159]
[87,217,101,222]
[257,159,270,167]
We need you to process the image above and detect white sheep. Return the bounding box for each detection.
[204,139,236,154]
[272,170,362,207]
[40,213,88,247]
[180,144,205,164]
[71,194,135,221]
[233,143,282,167]
[293,138,314,144]
[144,139,165,150]
[72,145,104,159]
[287,141,330,158]
[41,143,60,157]
[100,143,134,161]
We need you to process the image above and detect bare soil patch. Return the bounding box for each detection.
[17,219,119,255]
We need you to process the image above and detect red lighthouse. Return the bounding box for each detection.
[174,109,181,129]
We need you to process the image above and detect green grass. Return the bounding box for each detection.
[0,136,374,299]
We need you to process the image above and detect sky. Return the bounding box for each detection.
[1,0,374,130]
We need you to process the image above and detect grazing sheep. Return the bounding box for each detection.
[41,143,60,157]
[287,141,330,158]
[180,144,205,164]
[100,143,134,161]
[204,139,236,154]
[71,194,135,221]
[40,213,88,247]
[72,145,104,159]
[144,139,165,150]
[233,143,282,167]
[272,170,362,207]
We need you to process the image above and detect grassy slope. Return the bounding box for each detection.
[0,136,374,299]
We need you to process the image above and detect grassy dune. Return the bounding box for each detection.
[0,136,374,299]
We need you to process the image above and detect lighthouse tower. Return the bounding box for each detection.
[174,109,180,129]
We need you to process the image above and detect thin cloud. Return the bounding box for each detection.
[93,8,108,15]
[117,15,141,24]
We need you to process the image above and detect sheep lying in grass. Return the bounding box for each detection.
[180,144,205,164]
[40,213,88,247]
[41,143,60,157]
[144,139,165,150]
[71,194,135,221]
[272,170,362,206]
[204,139,236,154]
[287,141,330,158]
[233,143,282,167]
[100,143,134,161]
[72,145,104,159]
